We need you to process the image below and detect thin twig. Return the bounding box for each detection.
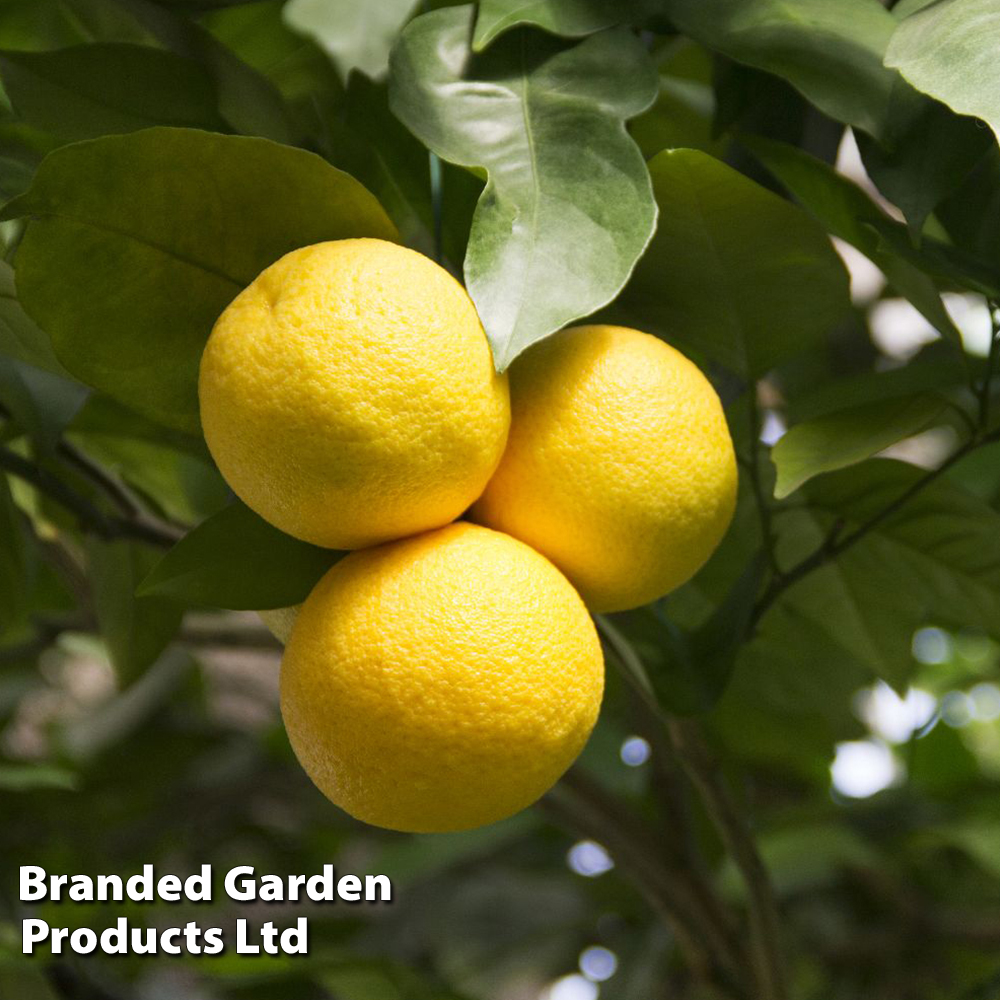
[0,445,181,548]
[544,770,750,997]
[667,718,787,1000]
[598,618,784,997]
[747,385,781,578]
[750,426,1000,630]
[56,439,142,518]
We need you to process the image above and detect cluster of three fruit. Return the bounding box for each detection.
[198,238,736,833]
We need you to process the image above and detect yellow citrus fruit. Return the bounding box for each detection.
[473,325,737,613]
[280,522,604,833]
[199,239,509,550]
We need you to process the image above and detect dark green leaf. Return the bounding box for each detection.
[772,392,950,498]
[744,135,965,344]
[629,40,725,161]
[786,347,967,423]
[103,0,296,142]
[665,0,903,139]
[867,215,1000,301]
[139,501,341,610]
[389,6,657,369]
[856,98,994,233]
[937,145,1000,271]
[285,0,419,81]
[3,128,396,431]
[885,0,1000,144]
[0,43,225,143]
[332,73,435,255]
[88,538,182,681]
[0,358,88,453]
[611,148,849,377]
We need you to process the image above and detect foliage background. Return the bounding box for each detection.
[2,0,1000,998]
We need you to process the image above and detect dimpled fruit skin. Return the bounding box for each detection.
[280,523,604,833]
[473,325,737,613]
[199,239,510,550]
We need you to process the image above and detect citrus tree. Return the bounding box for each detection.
[3,1,1000,999]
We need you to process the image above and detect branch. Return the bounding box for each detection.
[666,718,787,1000]
[544,770,750,998]
[0,445,181,548]
[746,385,780,578]
[750,426,1000,629]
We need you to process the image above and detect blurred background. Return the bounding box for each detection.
[3,1,1000,999]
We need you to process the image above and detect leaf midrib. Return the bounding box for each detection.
[22,209,245,289]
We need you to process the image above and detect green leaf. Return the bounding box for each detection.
[744,136,965,344]
[772,392,951,499]
[856,98,994,234]
[611,148,849,377]
[65,429,228,525]
[0,260,67,377]
[867,215,1000,301]
[284,0,419,81]
[138,501,341,610]
[331,73,435,255]
[389,6,658,369]
[472,0,650,50]
[937,145,1000,272]
[102,0,296,143]
[665,0,903,139]
[0,43,225,143]
[88,538,182,682]
[777,459,1000,685]
[885,0,1000,145]
[629,40,725,162]
[0,358,88,453]
[3,128,396,431]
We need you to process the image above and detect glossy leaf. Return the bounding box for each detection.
[284,0,419,81]
[139,501,341,610]
[772,392,950,499]
[390,6,658,369]
[744,136,964,344]
[88,539,182,682]
[665,0,903,139]
[611,148,849,377]
[3,128,396,431]
[0,43,225,142]
[886,0,1000,144]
